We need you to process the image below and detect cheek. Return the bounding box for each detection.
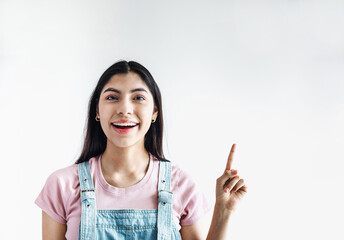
[137,111,153,130]
[141,108,154,120]
[99,104,112,117]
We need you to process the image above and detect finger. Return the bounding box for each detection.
[235,185,248,197]
[216,169,238,187]
[231,179,245,192]
[224,175,240,192]
[239,185,248,193]
[226,144,236,170]
[223,171,238,187]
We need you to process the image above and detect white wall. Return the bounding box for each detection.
[1,0,344,239]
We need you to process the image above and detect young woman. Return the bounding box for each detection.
[35,60,247,240]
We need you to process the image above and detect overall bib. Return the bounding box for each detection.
[77,160,182,240]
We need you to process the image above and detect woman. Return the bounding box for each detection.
[35,60,247,239]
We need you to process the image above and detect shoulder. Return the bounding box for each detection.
[45,163,79,187]
[40,163,80,208]
[170,162,195,191]
[151,157,195,194]
[168,161,199,204]
[169,161,212,226]
[45,156,98,187]
[38,157,99,203]
[35,157,99,223]
[35,163,79,224]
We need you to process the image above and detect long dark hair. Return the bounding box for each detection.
[75,60,167,164]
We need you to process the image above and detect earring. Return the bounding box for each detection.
[152,119,156,123]
[95,115,100,122]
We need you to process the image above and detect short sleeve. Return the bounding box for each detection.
[35,167,75,224]
[175,167,212,226]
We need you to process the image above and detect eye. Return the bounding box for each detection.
[106,95,118,100]
[134,96,145,101]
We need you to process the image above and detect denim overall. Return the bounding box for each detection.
[77,160,182,240]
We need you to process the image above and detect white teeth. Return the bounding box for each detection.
[112,123,137,127]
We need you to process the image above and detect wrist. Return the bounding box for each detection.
[213,202,234,220]
[207,203,233,240]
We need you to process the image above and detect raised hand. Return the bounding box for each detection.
[215,144,248,212]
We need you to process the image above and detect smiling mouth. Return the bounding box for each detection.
[111,123,139,129]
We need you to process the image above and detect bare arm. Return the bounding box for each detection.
[42,211,67,240]
[180,219,207,240]
[182,144,248,240]
[179,207,232,240]
[206,144,247,240]
[206,206,232,240]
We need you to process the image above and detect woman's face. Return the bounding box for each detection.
[97,72,158,149]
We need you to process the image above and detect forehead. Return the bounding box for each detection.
[103,72,149,91]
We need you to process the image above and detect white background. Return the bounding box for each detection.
[1,0,344,239]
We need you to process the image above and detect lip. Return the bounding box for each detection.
[111,122,138,134]
[111,124,138,134]
[112,120,139,124]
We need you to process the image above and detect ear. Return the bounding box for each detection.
[96,105,99,116]
[152,106,158,120]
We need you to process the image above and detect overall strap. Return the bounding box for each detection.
[157,160,173,240]
[78,161,96,240]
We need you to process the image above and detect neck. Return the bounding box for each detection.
[101,141,150,176]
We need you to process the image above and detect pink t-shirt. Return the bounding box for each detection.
[35,153,211,239]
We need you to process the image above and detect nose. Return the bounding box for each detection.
[116,98,133,115]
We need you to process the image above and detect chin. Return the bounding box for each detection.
[110,139,140,149]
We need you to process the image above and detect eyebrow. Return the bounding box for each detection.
[103,87,148,94]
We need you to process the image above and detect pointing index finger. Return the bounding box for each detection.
[226,144,236,170]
